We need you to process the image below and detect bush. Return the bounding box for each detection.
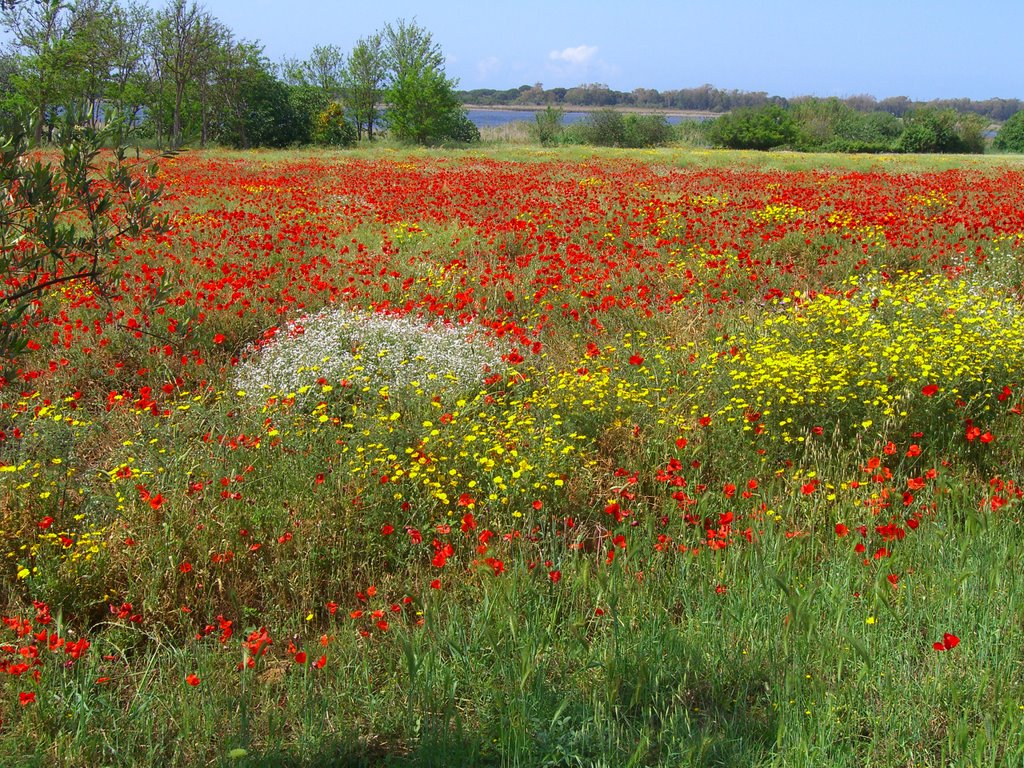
[994,111,1024,152]
[288,86,330,145]
[709,105,799,150]
[672,119,713,147]
[530,106,564,145]
[438,109,481,143]
[580,109,627,146]
[896,108,984,154]
[623,114,673,147]
[789,99,902,153]
[312,102,357,146]
[220,72,300,148]
[571,110,673,148]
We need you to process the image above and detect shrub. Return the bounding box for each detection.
[994,110,1024,152]
[220,71,300,148]
[288,85,330,145]
[580,109,627,146]
[438,109,481,143]
[530,105,564,145]
[791,99,902,153]
[623,113,673,147]
[312,102,357,146]
[709,105,799,150]
[672,119,713,147]
[896,108,984,154]
[571,110,673,148]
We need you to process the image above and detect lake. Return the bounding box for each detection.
[466,109,711,128]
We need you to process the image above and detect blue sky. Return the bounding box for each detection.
[154,1,1024,100]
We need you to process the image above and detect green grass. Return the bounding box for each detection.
[11,496,1024,767]
[190,137,1024,172]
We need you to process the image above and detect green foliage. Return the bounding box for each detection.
[790,99,902,153]
[896,108,984,154]
[342,33,387,141]
[672,118,714,147]
[994,110,1024,152]
[709,104,799,150]
[623,113,674,147]
[383,19,476,145]
[438,109,480,143]
[578,109,627,146]
[563,110,673,148]
[312,102,357,147]
[220,71,298,148]
[286,85,329,145]
[529,105,563,145]
[0,111,167,371]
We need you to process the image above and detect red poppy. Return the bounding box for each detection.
[933,633,960,651]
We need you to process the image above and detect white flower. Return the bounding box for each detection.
[233,309,507,404]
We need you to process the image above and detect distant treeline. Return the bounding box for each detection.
[458,83,1023,121]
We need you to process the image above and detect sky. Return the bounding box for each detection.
[60,1,1024,100]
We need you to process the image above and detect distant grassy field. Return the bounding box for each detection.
[3,145,1024,767]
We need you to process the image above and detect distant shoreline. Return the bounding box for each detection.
[462,104,719,119]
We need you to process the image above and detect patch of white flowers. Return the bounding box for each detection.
[233,308,507,403]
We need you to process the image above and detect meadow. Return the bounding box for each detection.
[3,144,1024,767]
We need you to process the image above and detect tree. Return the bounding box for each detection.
[302,44,345,99]
[279,43,345,100]
[2,0,83,142]
[150,0,221,147]
[383,19,474,145]
[102,0,151,124]
[1,113,168,371]
[287,84,329,145]
[342,33,386,140]
[995,111,1024,153]
[214,42,298,148]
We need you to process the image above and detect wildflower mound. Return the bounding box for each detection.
[232,308,507,402]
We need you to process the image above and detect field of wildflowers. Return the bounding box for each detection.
[2,148,1024,766]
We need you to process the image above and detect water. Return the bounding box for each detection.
[466,109,708,128]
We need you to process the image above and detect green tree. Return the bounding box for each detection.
[150,0,221,147]
[216,53,298,148]
[1,113,168,371]
[383,19,474,145]
[103,0,152,124]
[2,0,83,142]
[288,84,329,145]
[342,33,386,140]
[994,110,1024,152]
[300,44,345,100]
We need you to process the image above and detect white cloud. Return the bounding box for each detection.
[477,56,500,80]
[549,45,598,65]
